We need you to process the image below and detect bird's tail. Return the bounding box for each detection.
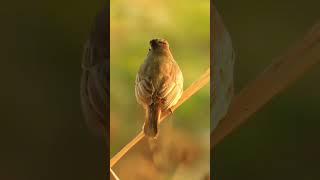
[143,103,161,138]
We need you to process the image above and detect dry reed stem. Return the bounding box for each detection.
[110,68,210,167]
[211,22,320,147]
[110,168,120,180]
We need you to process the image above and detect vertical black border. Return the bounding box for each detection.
[106,0,110,178]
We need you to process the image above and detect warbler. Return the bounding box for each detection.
[135,39,183,138]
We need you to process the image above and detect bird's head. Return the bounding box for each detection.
[149,38,169,51]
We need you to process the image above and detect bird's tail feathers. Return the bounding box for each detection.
[143,103,161,138]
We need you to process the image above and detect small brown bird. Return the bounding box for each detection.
[135,39,183,138]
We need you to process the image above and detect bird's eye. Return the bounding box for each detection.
[148,48,151,51]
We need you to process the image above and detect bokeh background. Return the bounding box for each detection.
[214,0,320,179]
[110,0,210,179]
[0,0,106,179]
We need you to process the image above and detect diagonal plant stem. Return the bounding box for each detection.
[211,22,320,147]
[110,168,120,180]
[110,68,210,168]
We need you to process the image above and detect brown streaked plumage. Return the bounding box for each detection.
[135,38,183,138]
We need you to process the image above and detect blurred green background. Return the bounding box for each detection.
[0,1,106,179]
[214,0,320,179]
[110,0,210,157]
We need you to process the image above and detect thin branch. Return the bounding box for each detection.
[110,68,210,167]
[110,168,120,180]
[211,22,320,147]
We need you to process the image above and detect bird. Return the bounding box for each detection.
[135,38,183,138]
[80,7,109,139]
[212,7,235,132]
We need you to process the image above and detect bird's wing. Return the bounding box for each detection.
[157,61,183,110]
[135,71,154,106]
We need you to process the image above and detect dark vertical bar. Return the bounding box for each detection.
[80,1,110,179]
